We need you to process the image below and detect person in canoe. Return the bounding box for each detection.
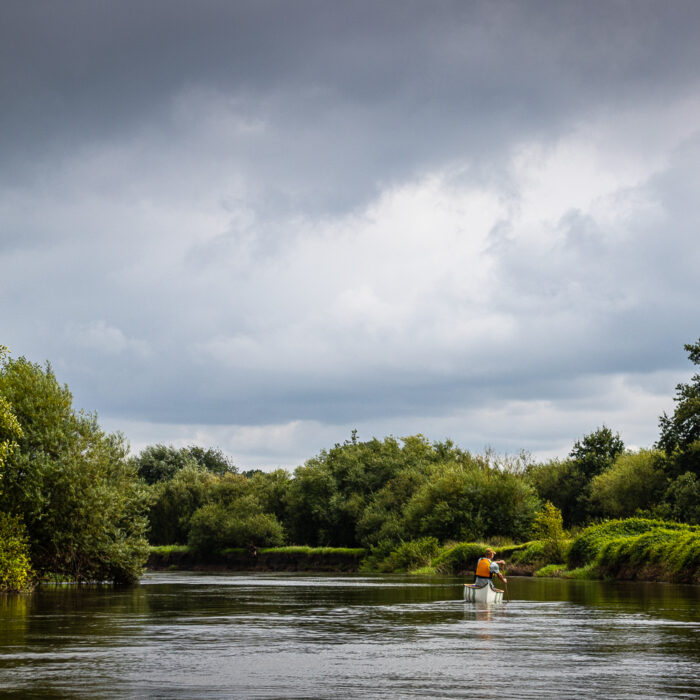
[474,547,507,591]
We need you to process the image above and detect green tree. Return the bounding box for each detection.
[185,445,237,476]
[247,469,292,524]
[133,444,199,484]
[356,466,429,548]
[402,458,539,543]
[662,472,700,525]
[569,426,625,479]
[0,347,22,488]
[285,462,337,545]
[532,502,566,562]
[528,426,625,526]
[148,466,218,545]
[589,450,666,519]
[525,458,587,527]
[134,444,237,485]
[0,513,33,592]
[188,498,284,553]
[657,337,700,480]
[0,356,149,583]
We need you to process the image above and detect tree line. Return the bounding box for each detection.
[1,338,699,589]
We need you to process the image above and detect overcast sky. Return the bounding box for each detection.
[2,1,699,469]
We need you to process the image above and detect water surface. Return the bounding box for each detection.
[1,573,698,698]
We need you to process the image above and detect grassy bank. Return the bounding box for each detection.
[148,545,365,572]
[373,518,700,584]
[146,519,700,584]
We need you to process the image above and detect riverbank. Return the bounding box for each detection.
[143,518,700,585]
[411,519,700,585]
[147,545,365,572]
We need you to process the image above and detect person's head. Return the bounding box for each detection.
[484,547,495,559]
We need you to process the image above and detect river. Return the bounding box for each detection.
[1,572,698,698]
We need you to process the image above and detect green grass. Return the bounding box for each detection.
[561,564,597,579]
[534,563,566,577]
[566,518,696,568]
[149,545,191,555]
[151,544,365,557]
[563,519,700,583]
[410,564,437,575]
[258,546,365,556]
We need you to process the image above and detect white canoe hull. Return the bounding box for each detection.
[463,583,504,604]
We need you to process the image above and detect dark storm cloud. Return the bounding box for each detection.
[3,0,700,211]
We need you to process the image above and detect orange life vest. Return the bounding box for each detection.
[475,557,493,578]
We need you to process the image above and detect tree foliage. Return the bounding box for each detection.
[589,449,666,519]
[188,500,284,553]
[148,466,219,545]
[527,427,625,526]
[0,356,149,583]
[0,512,33,592]
[569,425,625,479]
[0,346,22,481]
[658,337,700,480]
[661,472,700,525]
[133,444,237,485]
[532,502,566,562]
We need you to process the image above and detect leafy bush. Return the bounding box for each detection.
[596,527,700,583]
[148,466,218,545]
[375,537,440,573]
[508,540,548,566]
[188,502,284,554]
[662,472,700,525]
[534,564,566,577]
[431,542,487,574]
[589,450,665,518]
[567,518,696,569]
[0,513,34,592]
[532,502,566,561]
[402,460,539,543]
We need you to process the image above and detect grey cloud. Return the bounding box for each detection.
[4,2,700,213]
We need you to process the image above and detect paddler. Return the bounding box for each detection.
[474,547,507,590]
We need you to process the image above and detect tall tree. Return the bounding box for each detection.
[658,337,700,479]
[0,356,149,583]
[569,425,625,479]
[0,347,22,480]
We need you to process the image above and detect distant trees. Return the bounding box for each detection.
[589,450,666,519]
[133,443,236,484]
[525,337,700,527]
[526,426,624,527]
[144,434,541,554]
[4,336,700,584]
[400,458,539,543]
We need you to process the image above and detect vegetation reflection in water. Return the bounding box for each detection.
[0,573,698,699]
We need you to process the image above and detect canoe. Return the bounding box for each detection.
[463,582,504,604]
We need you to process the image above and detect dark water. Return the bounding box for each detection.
[1,573,698,698]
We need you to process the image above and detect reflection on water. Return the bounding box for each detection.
[0,573,698,699]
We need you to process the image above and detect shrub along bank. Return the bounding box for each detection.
[148,545,365,572]
[363,518,700,584]
[147,518,700,584]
